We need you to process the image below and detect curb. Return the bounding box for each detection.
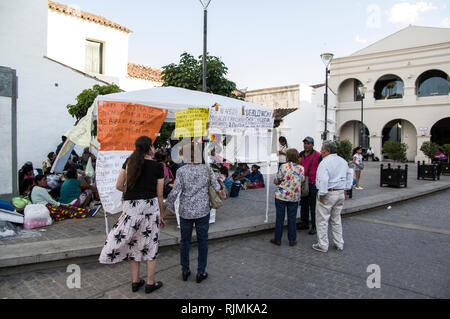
[1,183,449,270]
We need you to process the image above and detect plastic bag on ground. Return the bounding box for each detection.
[24,204,52,229]
[0,221,18,238]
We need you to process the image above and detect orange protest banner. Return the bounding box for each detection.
[97,101,168,151]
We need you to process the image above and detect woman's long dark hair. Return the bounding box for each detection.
[126,136,153,190]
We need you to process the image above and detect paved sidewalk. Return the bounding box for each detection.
[1,161,449,269]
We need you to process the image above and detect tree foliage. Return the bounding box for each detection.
[161,52,240,99]
[440,144,450,163]
[383,141,408,162]
[67,83,121,124]
[335,139,353,162]
[420,141,440,162]
[154,122,175,148]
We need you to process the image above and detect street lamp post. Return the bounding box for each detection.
[358,86,367,148]
[320,53,334,141]
[199,0,212,92]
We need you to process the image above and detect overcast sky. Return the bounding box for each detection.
[69,0,450,90]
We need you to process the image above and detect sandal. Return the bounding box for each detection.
[145,281,163,293]
[131,279,145,292]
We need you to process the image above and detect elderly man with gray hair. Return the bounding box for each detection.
[312,140,352,253]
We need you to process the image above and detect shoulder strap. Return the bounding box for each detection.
[206,165,211,186]
[306,152,315,177]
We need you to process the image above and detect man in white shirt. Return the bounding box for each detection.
[312,141,352,253]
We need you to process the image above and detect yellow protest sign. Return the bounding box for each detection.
[174,108,209,137]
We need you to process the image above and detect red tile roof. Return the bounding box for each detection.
[127,63,163,82]
[48,1,131,33]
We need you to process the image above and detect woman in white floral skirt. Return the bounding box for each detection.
[99,136,165,294]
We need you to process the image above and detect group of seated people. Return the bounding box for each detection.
[16,140,100,222]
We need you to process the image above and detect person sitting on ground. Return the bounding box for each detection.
[219,166,233,195]
[59,168,98,209]
[246,165,265,189]
[232,163,251,188]
[31,175,99,221]
[45,171,62,199]
[42,152,56,175]
[81,147,96,168]
[18,163,35,196]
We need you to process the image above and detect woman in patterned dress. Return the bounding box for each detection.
[165,142,222,283]
[99,136,165,294]
[271,149,305,246]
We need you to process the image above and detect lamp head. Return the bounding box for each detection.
[320,53,334,67]
[199,0,212,9]
[358,86,367,96]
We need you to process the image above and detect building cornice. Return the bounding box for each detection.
[48,0,132,34]
[332,42,450,66]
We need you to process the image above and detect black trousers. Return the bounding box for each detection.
[300,183,318,228]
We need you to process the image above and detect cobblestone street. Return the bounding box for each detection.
[1,190,449,300]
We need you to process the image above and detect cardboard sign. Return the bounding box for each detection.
[174,107,209,138]
[97,101,167,151]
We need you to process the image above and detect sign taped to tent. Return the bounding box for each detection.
[208,104,274,136]
[97,101,167,151]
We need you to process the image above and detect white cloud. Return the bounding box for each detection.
[355,34,368,44]
[441,17,449,27]
[387,2,437,25]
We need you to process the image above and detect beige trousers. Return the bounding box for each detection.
[315,190,345,250]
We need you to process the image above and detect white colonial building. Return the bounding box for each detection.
[0,0,162,198]
[329,26,450,162]
[245,84,337,153]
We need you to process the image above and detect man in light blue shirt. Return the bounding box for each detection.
[312,141,352,253]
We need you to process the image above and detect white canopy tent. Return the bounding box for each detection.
[65,86,275,231]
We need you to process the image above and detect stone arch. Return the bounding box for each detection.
[338,120,370,149]
[415,69,450,97]
[337,78,364,103]
[374,74,404,100]
[431,117,450,145]
[381,119,417,161]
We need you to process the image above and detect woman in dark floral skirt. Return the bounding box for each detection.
[99,136,165,294]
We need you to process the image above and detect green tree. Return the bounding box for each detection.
[154,122,175,148]
[67,83,121,124]
[441,144,450,163]
[383,141,408,162]
[420,141,440,163]
[335,139,353,162]
[161,52,239,99]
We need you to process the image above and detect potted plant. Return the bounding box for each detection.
[335,139,353,162]
[382,141,408,162]
[418,141,440,180]
[440,144,450,175]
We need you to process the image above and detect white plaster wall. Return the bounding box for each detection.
[0,0,105,177]
[279,84,336,154]
[47,10,129,79]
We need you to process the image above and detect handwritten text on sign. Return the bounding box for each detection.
[174,108,209,137]
[96,151,131,214]
[208,105,274,136]
[97,101,167,151]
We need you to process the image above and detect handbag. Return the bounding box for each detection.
[301,152,315,198]
[207,167,223,209]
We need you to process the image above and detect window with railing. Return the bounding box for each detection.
[374,74,404,100]
[416,70,450,97]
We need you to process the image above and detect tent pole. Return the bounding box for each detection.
[265,159,270,223]
[104,209,109,236]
